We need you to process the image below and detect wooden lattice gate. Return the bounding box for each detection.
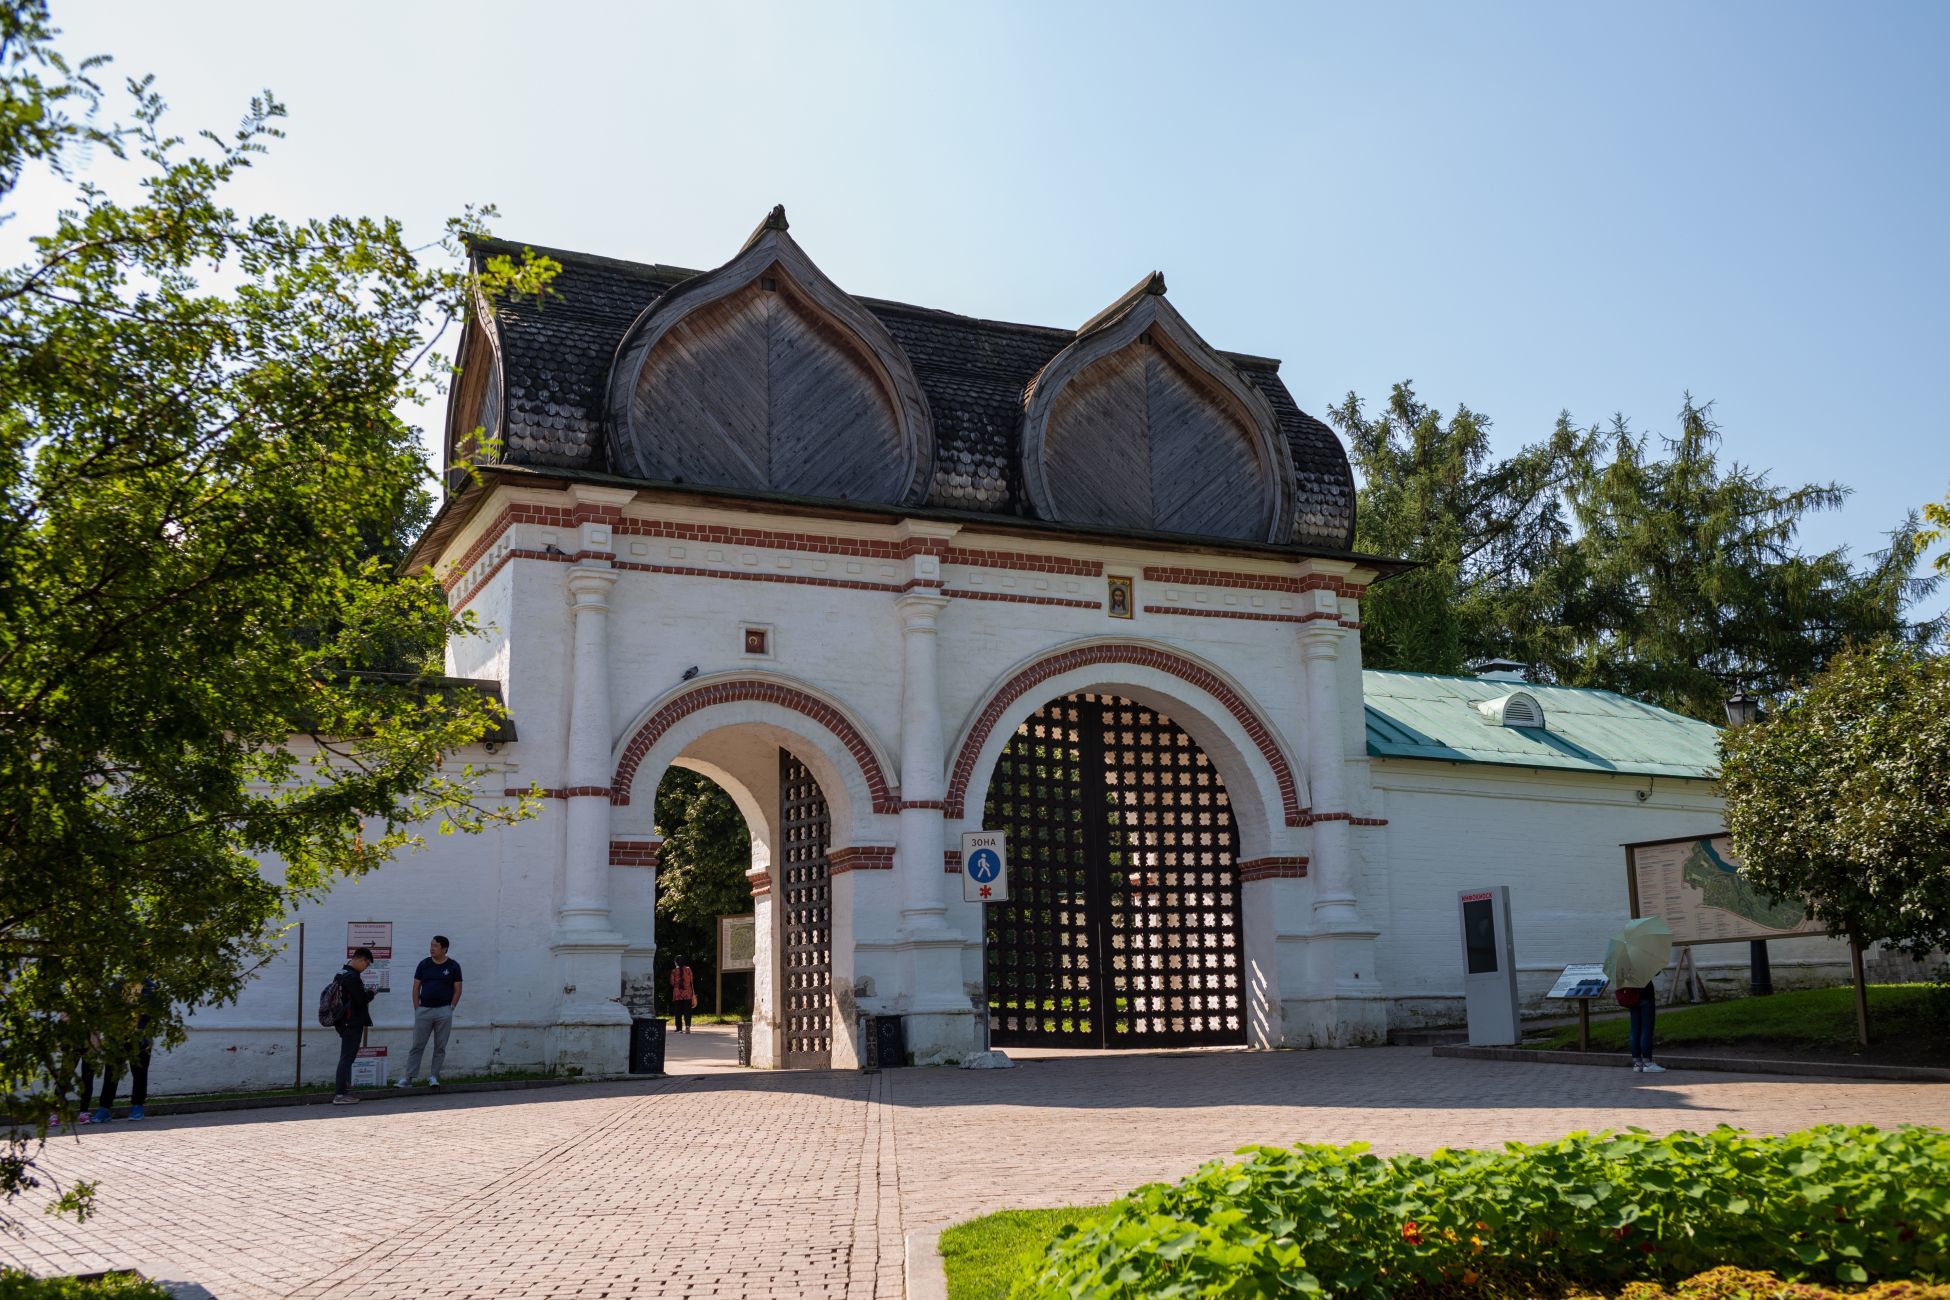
[983,694,1246,1049]
[779,750,833,1067]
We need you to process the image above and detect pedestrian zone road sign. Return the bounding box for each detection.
[961,830,1009,904]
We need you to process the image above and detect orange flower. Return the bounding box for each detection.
[1464,1271,1481,1286]
[1402,1221,1423,1246]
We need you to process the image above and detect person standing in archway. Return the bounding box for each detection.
[669,956,696,1033]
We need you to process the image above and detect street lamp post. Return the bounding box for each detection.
[1724,687,1771,996]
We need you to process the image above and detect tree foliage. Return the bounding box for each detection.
[1922,484,1950,579]
[1333,383,1587,676]
[1558,400,1933,720]
[1337,386,1939,721]
[0,0,552,1217]
[1720,639,1950,959]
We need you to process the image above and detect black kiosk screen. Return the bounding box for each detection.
[1463,898,1498,974]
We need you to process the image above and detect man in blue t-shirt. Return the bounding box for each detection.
[397,935,463,1087]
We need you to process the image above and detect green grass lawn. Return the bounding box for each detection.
[0,1270,174,1298]
[938,1208,1106,1300]
[1529,983,1938,1056]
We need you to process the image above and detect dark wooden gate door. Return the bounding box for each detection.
[779,749,833,1067]
[983,694,1246,1049]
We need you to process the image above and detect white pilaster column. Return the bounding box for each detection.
[895,588,952,936]
[1300,621,1360,925]
[560,567,622,940]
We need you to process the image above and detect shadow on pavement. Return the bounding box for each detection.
[51,1031,1935,1140]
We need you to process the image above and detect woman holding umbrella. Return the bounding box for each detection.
[1604,917,1674,1073]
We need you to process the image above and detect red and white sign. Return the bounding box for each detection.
[346,921,393,992]
[351,1045,388,1088]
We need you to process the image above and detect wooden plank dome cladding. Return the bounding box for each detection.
[447,207,1355,549]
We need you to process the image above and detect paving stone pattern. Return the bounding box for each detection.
[4,1039,1944,1299]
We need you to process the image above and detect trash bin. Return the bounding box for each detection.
[735,1020,754,1067]
[865,1015,906,1069]
[628,1017,666,1075]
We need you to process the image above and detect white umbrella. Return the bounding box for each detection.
[1603,916,1674,989]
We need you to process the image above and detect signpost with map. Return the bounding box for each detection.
[1622,833,1830,945]
[1624,833,1836,1006]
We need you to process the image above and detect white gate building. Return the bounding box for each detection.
[158,211,1854,1089]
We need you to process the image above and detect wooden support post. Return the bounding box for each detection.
[294,921,305,1090]
[1851,940,1870,1047]
[1577,998,1590,1052]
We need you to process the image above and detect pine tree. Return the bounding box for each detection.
[1556,398,1937,720]
[1331,383,1588,675]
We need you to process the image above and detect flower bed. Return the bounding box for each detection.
[1019,1125,1946,1297]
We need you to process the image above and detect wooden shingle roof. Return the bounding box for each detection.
[459,231,1356,550]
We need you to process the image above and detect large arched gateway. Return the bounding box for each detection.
[149,210,1774,1094]
[984,694,1245,1049]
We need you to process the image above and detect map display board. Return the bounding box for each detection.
[1624,834,1829,946]
[1547,964,1610,999]
[718,915,756,974]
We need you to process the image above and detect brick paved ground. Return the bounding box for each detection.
[3,1037,1944,1299]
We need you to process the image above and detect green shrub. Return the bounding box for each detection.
[0,1271,175,1299]
[1614,1266,1950,1300]
[1021,1125,1948,1298]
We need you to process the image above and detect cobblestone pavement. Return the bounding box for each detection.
[3,1038,1944,1299]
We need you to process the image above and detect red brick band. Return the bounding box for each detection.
[945,643,1303,827]
[609,840,663,868]
[1142,567,1367,598]
[947,589,1102,609]
[1141,606,1363,630]
[900,800,947,811]
[827,845,895,874]
[943,849,962,874]
[1238,856,1310,881]
[1307,812,1388,827]
[611,680,898,814]
[750,874,772,897]
[445,503,1103,599]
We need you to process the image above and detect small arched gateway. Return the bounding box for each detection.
[157,209,1788,1093]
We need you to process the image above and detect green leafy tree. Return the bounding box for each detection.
[1720,640,1950,1039]
[0,1,552,1219]
[653,768,752,1014]
[1921,484,1950,580]
[1558,399,1936,720]
[1330,383,1589,674]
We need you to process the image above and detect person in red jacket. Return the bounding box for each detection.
[668,957,696,1033]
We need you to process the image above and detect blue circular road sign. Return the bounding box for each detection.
[968,848,1002,883]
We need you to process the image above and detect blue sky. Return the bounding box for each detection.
[14,2,1950,605]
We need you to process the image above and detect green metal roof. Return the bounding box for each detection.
[1362,671,1722,780]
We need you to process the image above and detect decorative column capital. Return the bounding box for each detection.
[1297,620,1344,659]
[567,566,618,609]
[895,589,949,626]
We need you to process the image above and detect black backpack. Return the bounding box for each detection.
[317,975,348,1027]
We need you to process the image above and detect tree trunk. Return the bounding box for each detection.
[1849,938,1870,1047]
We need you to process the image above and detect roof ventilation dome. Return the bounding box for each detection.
[1476,691,1546,730]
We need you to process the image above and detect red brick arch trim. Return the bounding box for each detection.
[611,680,898,813]
[945,643,1304,826]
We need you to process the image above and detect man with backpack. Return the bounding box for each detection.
[325,947,378,1104]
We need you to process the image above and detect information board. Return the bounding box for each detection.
[346,920,392,992]
[1547,964,1610,999]
[1624,834,1829,946]
[719,914,756,974]
[351,1045,388,1088]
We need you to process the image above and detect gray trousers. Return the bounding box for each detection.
[403,1004,455,1080]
